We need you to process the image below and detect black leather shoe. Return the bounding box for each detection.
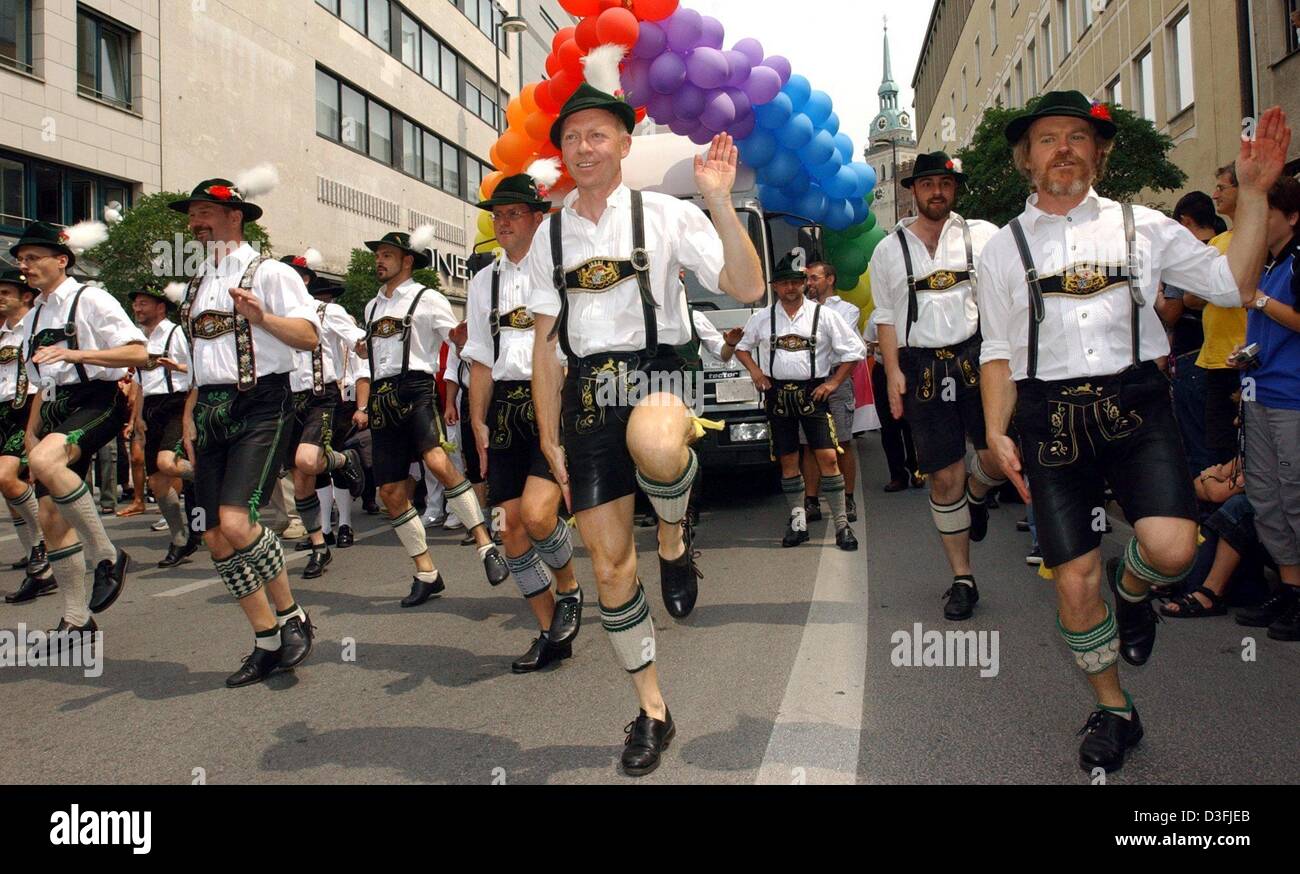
[943,580,979,620]
[363,501,380,515]
[5,573,57,604]
[621,709,676,777]
[985,492,1000,510]
[225,646,283,688]
[782,515,809,548]
[336,525,354,549]
[1078,705,1143,773]
[883,479,907,493]
[278,613,315,669]
[549,587,584,646]
[845,495,857,523]
[401,574,445,608]
[659,550,700,619]
[295,533,335,551]
[28,617,98,660]
[804,497,822,522]
[89,550,129,614]
[835,526,858,552]
[158,536,201,569]
[968,496,989,543]
[511,633,572,673]
[1235,587,1297,627]
[1266,594,1300,641]
[340,449,365,498]
[25,541,49,578]
[482,545,509,586]
[1107,558,1158,666]
[303,549,331,579]
[9,556,26,571]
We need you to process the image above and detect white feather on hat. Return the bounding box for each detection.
[60,221,109,254]
[163,282,188,305]
[103,206,123,226]
[409,225,436,257]
[304,248,324,270]
[582,44,626,97]
[524,157,562,197]
[234,164,280,200]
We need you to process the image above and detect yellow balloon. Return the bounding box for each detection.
[839,273,874,332]
[477,211,495,241]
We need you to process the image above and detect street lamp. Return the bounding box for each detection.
[494,10,529,134]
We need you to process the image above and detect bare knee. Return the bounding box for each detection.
[814,449,840,477]
[147,472,171,498]
[929,462,966,501]
[1139,535,1196,576]
[27,439,66,482]
[295,444,323,474]
[216,507,258,548]
[379,482,408,512]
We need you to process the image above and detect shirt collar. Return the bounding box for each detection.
[899,212,967,247]
[777,299,810,322]
[1023,188,1103,231]
[1265,233,1300,272]
[38,275,80,305]
[202,242,258,278]
[4,311,28,332]
[148,318,174,340]
[382,277,421,300]
[561,183,631,216]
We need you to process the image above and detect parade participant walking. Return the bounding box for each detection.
[279,254,364,579]
[528,50,764,775]
[14,220,144,648]
[734,253,865,551]
[979,93,1291,772]
[0,269,52,604]
[171,175,321,687]
[359,230,509,606]
[129,284,201,568]
[870,151,1003,620]
[465,167,585,673]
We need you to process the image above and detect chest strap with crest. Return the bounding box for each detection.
[182,255,266,391]
[897,217,975,347]
[27,285,91,384]
[769,301,821,380]
[310,301,328,395]
[366,286,430,378]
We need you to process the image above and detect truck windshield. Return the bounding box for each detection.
[683,206,767,311]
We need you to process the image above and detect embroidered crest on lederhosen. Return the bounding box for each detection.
[369,317,405,340]
[923,270,959,291]
[775,334,813,352]
[567,258,637,294]
[500,306,534,331]
[190,311,237,341]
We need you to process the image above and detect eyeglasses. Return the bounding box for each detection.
[492,208,535,222]
[1213,183,1236,194]
[13,254,55,267]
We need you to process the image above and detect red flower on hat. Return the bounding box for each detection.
[1090,102,1112,122]
[292,256,307,268]
[945,160,954,170]
[58,231,69,243]
[207,185,234,201]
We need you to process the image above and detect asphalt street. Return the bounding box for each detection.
[1,436,1297,785]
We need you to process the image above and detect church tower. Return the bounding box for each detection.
[865,18,918,226]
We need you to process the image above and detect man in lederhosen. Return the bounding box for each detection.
[979,93,1290,772]
[871,151,1004,621]
[734,252,865,552]
[13,221,144,650]
[358,232,509,606]
[129,285,201,569]
[528,74,765,775]
[171,179,321,688]
[0,269,52,604]
[465,171,585,673]
[279,254,364,579]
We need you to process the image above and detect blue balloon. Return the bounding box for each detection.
[758,184,793,214]
[783,74,812,111]
[825,164,858,200]
[803,90,833,127]
[851,162,877,196]
[833,132,855,164]
[850,197,871,225]
[737,129,778,169]
[823,112,841,137]
[796,189,829,222]
[780,174,811,198]
[778,113,815,151]
[755,92,793,130]
[811,154,843,182]
[758,149,800,188]
[824,198,855,232]
[798,130,836,169]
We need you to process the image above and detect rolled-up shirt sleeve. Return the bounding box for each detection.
[868,239,901,327]
[824,309,866,364]
[1148,210,1244,309]
[977,232,1015,365]
[461,269,494,367]
[423,291,460,351]
[735,309,765,355]
[673,199,725,294]
[527,220,561,319]
[692,310,726,358]
[325,302,366,347]
[87,288,146,347]
[260,262,321,327]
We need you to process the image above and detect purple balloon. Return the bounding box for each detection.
[764,55,792,85]
[646,91,676,124]
[733,37,765,68]
[699,15,726,50]
[700,91,737,132]
[633,21,667,60]
[724,87,752,120]
[671,82,707,120]
[743,65,782,106]
[724,51,752,88]
[689,126,716,146]
[731,112,756,140]
[670,117,703,138]
[687,47,730,90]
[649,52,687,95]
[665,8,703,54]
[621,58,653,107]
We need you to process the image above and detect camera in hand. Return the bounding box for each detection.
[1228,342,1261,370]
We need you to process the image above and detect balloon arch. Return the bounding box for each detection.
[478,0,889,318]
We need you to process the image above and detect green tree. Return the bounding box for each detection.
[954,99,1188,226]
[341,249,442,322]
[84,191,271,305]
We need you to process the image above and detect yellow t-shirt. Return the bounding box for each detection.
[1196,230,1248,369]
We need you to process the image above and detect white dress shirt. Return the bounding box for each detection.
[527,185,726,357]
[187,244,320,387]
[291,301,368,393]
[137,318,192,397]
[463,255,544,382]
[0,314,35,403]
[340,345,369,402]
[979,190,1246,381]
[819,295,865,363]
[870,213,999,349]
[692,310,728,361]
[21,277,145,387]
[737,301,866,380]
[365,277,458,381]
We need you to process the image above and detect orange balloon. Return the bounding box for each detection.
[497,129,531,168]
[506,98,527,131]
[525,111,553,142]
[490,141,505,170]
[481,170,505,200]
[520,83,539,117]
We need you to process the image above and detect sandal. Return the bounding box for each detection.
[1159,586,1227,618]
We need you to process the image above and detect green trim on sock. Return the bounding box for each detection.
[254,626,280,639]
[52,482,90,505]
[1098,690,1134,714]
[47,543,84,561]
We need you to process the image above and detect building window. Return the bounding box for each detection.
[316,0,338,12]
[315,69,340,140]
[1289,0,1300,55]
[0,149,131,230]
[443,141,460,197]
[1107,74,1122,108]
[421,29,439,87]
[1041,17,1054,81]
[452,0,509,52]
[1168,9,1194,114]
[1014,60,1023,107]
[401,118,422,177]
[399,11,419,69]
[1057,0,1071,53]
[0,156,24,226]
[1027,39,1037,96]
[441,46,459,100]
[1002,77,1011,108]
[989,1,997,50]
[960,66,967,108]
[974,35,981,83]
[340,0,365,33]
[369,102,392,163]
[0,0,32,74]
[1081,0,1095,30]
[77,7,134,110]
[340,82,368,151]
[539,7,559,33]
[367,0,390,50]
[466,159,483,202]
[1134,47,1155,121]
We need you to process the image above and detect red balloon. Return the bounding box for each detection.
[538,141,562,160]
[635,106,647,123]
[551,26,576,55]
[558,0,601,16]
[596,7,639,47]
[544,51,561,77]
[548,70,581,105]
[632,0,679,21]
[558,38,585,78]
[598,0,623,9]
[535,80,560,115]
[574,15,602,50]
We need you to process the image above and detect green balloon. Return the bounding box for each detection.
[835,271,860,292]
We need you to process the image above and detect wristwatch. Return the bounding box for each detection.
[1254,294,1271,310]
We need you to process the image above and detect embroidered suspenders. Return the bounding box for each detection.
[181,256,266,391]
[548,188,657,360]
[896,218,975,347]
[27,286,91,384]
[768,302,821,380]
[1009,203,1139,379]
[310,301,328,395]
[366,286,431,377]
[3,337,27,408]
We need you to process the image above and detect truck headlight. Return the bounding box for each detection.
[729,423,768,442]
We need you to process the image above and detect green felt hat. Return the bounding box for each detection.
[476,173,550,211]
[365,232,432,270]
[549,83,637,149]
[771,251,807,284]
[168,178,264,222]
[1005,90,1117,145]
[8,221,77,268]
[308,276,343,299]
[127,286,175,308]
[901,151,967,188]
[0,268,37,296]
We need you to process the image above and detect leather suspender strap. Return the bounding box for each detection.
[11,335,27,409]
[896,228,918,347]
[1008,218,1046,380]
[630,189,657,354]
[234,257,266,392]
[961,217,976,288]
[180,277,201,345]
[490,261,502,365]
[400,287,430,377]
[162,324,180,394]
[768,303,777,377]
[547,213,575,361]
[364,299,378,372]
[1122,203,1142,368]
[809,302,821,379]
[27,288,91,384]
[311,302,327,395]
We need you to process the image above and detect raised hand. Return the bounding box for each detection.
[694,133,738,200]
[1237,106,1292,194]
[229,288,265,325]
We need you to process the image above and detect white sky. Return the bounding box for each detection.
[686,0,932,158]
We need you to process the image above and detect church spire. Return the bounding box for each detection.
[882,16,893,86]
[878,16,898,109]
[869,16,912,147]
